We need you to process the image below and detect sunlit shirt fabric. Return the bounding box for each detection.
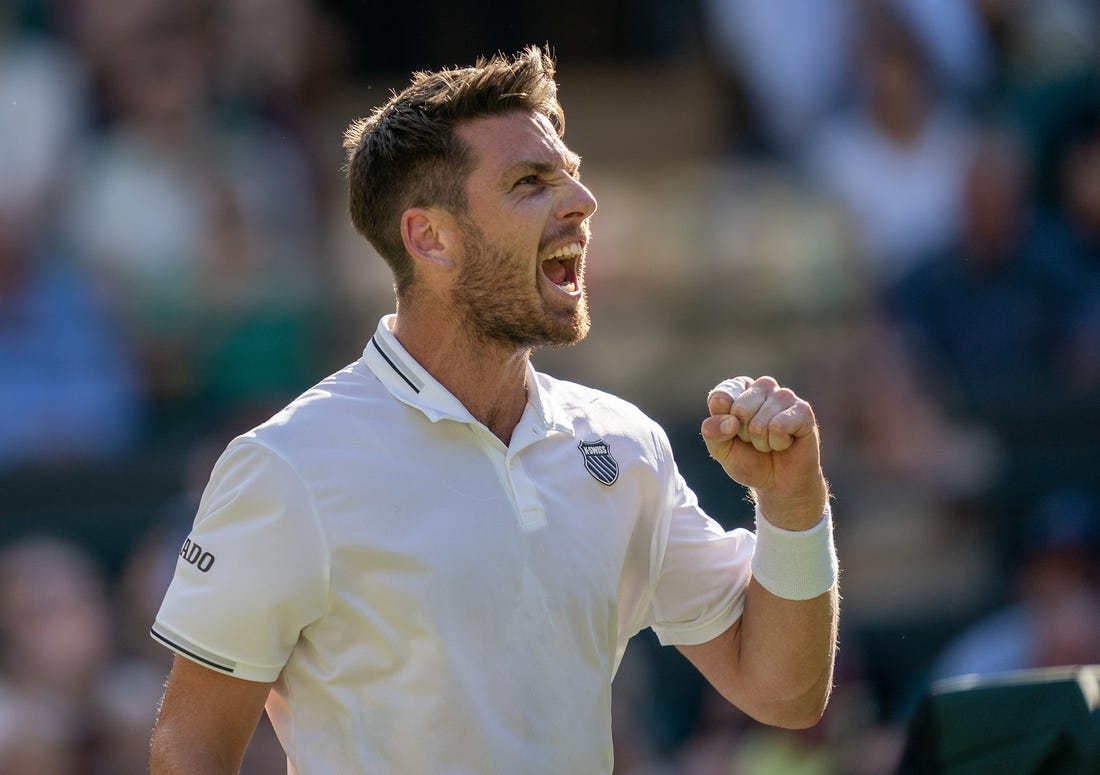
[153,315,754,774]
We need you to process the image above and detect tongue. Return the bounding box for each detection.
[543,259,568,285]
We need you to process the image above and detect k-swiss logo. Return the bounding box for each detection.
[578,439,619,486]
[179,538,215,573]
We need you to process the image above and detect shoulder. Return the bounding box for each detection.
[537,372,653,419]
[243,359,386,452]
[535,372,672,454]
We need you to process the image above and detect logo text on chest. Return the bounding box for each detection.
[578,439,619,486]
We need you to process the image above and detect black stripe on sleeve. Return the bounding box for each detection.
[150,628,236,674]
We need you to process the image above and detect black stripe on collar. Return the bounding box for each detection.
[371,336,420,394]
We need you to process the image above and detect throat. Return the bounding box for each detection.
[435,350,530,444]
[481,385,529,445]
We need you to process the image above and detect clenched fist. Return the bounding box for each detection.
[701,376,828,531]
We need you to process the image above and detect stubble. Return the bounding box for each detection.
[452,217,591,350]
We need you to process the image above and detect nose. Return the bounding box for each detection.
[557,177,597,222]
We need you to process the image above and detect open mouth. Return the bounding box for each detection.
[541,241,582,293]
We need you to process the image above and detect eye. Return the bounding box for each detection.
[515,174,541,187]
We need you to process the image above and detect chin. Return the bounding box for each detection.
[459,286,592,350]
[537,308,591,349]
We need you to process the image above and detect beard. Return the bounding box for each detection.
[451,217,591,350]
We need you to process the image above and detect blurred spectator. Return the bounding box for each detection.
[804,3,975,288]
[700,0,858,155]
[886,0,994,101]
[0,8,142,469]
[1033,107,1100,395]
[930,487,1100,681]
[889,130,1092,454]
[821,316,999,497]
[0,6,86,232]
[0,225,143,469]
[701,0,993,158]
[0,537,115,772]
[213,0,348,130]
[992,0,1100,203]
[59,0,326,429]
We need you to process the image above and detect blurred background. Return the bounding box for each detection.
[1,0,1099,772]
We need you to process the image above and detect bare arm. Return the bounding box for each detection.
[682,376,839,729]
[679,581,838,728]
[151,655,274,774]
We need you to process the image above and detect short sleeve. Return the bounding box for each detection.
[648,442,755,647]
[151,440,329,682]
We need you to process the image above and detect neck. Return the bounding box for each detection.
[392,306,531,445]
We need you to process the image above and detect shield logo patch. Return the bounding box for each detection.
[578,439,619,486]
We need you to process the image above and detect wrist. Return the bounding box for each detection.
[753,483,828,531]
[751,503,838,601]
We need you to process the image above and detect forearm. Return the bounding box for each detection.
[736,577,839,728]
[737,498,839,726]
[150,734,239,775]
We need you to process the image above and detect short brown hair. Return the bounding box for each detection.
[343,45,565,297]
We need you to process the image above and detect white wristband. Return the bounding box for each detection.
[751,503,838,601]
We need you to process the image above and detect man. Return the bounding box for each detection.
[149,46,838,774]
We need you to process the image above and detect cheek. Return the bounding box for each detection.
[462,199,549,265]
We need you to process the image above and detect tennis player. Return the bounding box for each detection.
[149,46,839,774]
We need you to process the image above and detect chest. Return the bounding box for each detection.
[304,418,650,648]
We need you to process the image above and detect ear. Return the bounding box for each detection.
[400,207,457,270]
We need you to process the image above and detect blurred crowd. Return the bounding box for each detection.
[1,0,1099,772]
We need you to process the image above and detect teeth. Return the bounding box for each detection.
[545,242,582,260]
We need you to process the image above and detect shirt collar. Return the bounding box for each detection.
[361,315,574,437]
[362,315,472,424]
[523,362,574,436]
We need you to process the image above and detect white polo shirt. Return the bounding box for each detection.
[152,315,754,774]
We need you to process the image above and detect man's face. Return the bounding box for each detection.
[450,111,597,349]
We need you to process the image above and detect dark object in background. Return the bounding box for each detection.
[897,665,1100,774]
